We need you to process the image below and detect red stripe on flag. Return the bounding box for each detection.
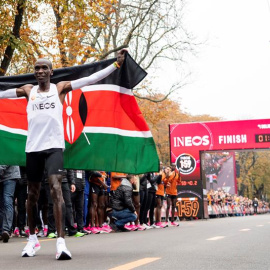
[0,99,27,130]
[84,91,149,131]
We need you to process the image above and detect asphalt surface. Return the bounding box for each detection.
[1,214,270,270]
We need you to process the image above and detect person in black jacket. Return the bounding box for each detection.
[13,167,28,237]
[70,170,89,234]
[110,175,137,232]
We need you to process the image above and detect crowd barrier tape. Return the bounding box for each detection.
[208,204,269,217]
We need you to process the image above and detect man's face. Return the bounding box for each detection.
[164,166,171,176]
[34,59,53,84]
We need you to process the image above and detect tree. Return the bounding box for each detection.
[137,94,221,164]
[1,0,196,103]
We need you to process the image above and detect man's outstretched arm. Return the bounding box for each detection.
[0,85,30,99]
[58,49,127,96]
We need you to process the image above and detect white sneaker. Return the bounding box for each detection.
[22,239,41,257]
[150,224,161,229]
[56,238,72,260]
[142,223,152,229]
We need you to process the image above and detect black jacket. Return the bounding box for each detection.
[70,170,85,191]
[111,179,135,212]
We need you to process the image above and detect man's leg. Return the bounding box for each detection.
[48,175,65,238]
[27,181,41,235]
[171,197,177,223]
[61,182,77,236]
[113,209,137,228]
[166,196,172,222]
[1,179,16,242]
[97,194,105,228]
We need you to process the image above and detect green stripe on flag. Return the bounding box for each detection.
[64,133,159,174]
[0,130,26,166]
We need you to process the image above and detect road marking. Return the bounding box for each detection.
[239,229,250,232]
[108,257,161,270]
[206,236,225,241]
[256,225,264,227]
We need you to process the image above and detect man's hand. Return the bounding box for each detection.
[70,184,76,193]
[117,49,127,66]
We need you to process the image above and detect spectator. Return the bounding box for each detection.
[165,163,181,226]
[110,175,137,232]
[71,170,89,234]
[155,166,171,228]
[139,173,151,229]
[13,167,28,237]
[0,166,21,242]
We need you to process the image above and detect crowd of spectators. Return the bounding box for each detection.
[0,163,182,243]
[207,188,269,217]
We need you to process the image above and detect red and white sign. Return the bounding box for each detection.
[170,119,270,180]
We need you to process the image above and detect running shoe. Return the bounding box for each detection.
[56,238,72,260]
[136,224,146,231]
[43,227,48,237]
[98,226,112,233]
[37,229,45,237]
[155,222,166,228]
[14,227,20,237]
[124,224,138,231]
[2,231,10,243]
[48,232,57,239]
[89,227,100,234]
[24,227,30,236]
[142,223,152,230]
[22,239,40,257]
[163,222,169,227]
[83,227,92,234]
[72,231,85,237]
[20,229,28,237]
[171,221,179,227]
[150,224,161,229]
[79,229,91,235]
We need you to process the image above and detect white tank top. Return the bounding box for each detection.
[26,84,65,152]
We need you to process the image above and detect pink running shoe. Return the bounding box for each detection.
[43,227,48,237]
[99,226,112,233]
[14,227,20,237]
[155,222,166,228]
[83,227,91,234]
[34,241,41,252]
[136,224,146,231]
[24,227,30,236]
[124,224,138,231]
[163,222,169,227]
[171,221,179,227]
[89,227,100,234]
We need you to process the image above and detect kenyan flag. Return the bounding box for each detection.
[0,54,159,174]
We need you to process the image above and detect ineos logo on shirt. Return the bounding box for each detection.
[32,102,55,110]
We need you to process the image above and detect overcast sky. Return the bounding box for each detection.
[167,0,270,121]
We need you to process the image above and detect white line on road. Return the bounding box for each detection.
[239,229,251,232]
[108,258,161,270]
[206,236,225,241]
[256,225,264,227]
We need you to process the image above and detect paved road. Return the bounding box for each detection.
[1,214,270,270]
[216,157,235,192]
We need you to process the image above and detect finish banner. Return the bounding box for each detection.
[169,119,270,218]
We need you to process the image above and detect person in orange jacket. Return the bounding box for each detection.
[165,163,181,226]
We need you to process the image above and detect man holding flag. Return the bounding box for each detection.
[0,49,126,260]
